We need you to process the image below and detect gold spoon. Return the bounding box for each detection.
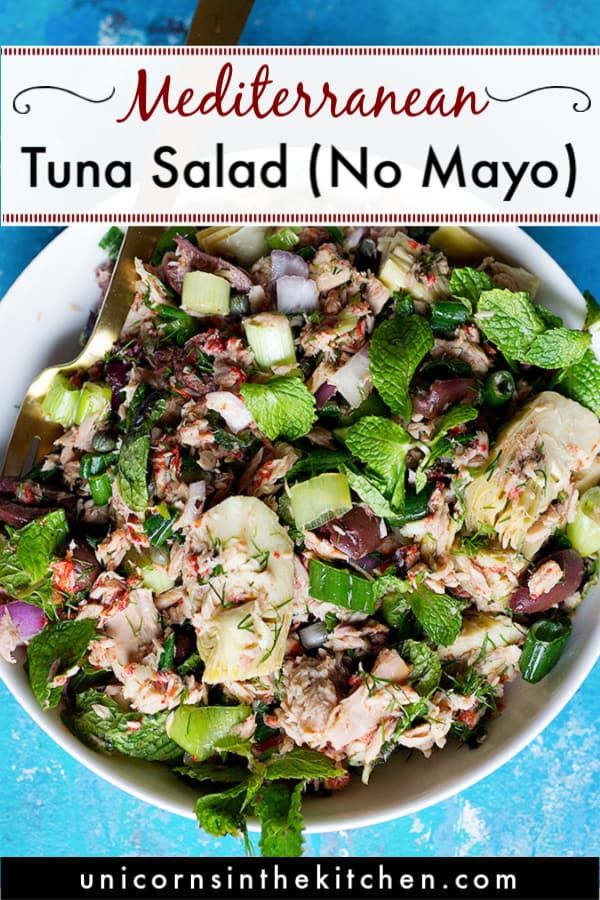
[1,0,254,477]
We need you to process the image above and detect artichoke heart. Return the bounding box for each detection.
[464,391,600,558]
[438,613,526,663]
[184,496,295,683]
[378,232,449,304]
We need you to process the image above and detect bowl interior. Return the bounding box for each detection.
[0,225,598,833]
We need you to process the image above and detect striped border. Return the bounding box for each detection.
[2,45,598,224]
[1,46,599,56]
[4,213,600,225]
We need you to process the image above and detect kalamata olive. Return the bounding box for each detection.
[71,542,101,594]
[354,239,379,273]
[320,506,383,559]
[510,549,584,613]
[412,378,479,419]
[106,360,131,411]
[174,628,196,665]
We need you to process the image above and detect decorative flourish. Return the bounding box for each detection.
[484,85,591,113]
[12,84,116,115]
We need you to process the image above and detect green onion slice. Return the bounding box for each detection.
[89,474,112,507]
[266,227,300,251]
[289,473,352,530]
[181,271,230,316]
[244,313,296,370]
[75,383,112,425]
[80,451,119,480]
[567,486,600,557]
[519,619,572,684]
[156,304,198,345]
[430,300,470,334]
[41,373,80,427]
[309,559,376,614]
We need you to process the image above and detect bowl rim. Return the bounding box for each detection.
[0,223,598,834]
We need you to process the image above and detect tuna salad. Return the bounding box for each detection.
[2,224,600,856]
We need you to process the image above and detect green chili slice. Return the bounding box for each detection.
[484,370,516,407]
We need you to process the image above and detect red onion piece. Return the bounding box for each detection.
[276,276,319,314]
[355,554,382,572]
[271,249,309,281]
[321,506,383,559]
[0,501,57,527]
[0,601,47,644]
[510,549,584,613]
[412,378,479,419]
[315,382,337,409]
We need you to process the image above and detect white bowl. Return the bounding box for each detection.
[0,225,598,833]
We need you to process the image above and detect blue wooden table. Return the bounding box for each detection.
[1,0,599,859]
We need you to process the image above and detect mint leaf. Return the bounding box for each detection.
[402,639,442,696]
[241,377,316,441]
[264,748,344,781]
[372,573,411,602]
[195,782,249,839]
[369,315,434,419]
[0,509,69,618]
[118,433,150,512]
[475,289,545,360]
[449,267,493,307]
[535,305,563,329]
[174,763,248,784]
[342,465,403,523]
[0,535,32,596]
[212,735,255,760]
[158,633,176,670]
[256,781,304,857]
[67,689,183,762]
[98,226,124,260]
[176,651,202,677]
[524,327,590,368]
[27,619,96,709]
[144,507,177,547]
[559,349,600,417]
[405,584,463,646]
[415,405,478,491]
[15,509,69,583]
[119,388,165,512]
[584,290,600,331]
[150,226,197,266]
[433,404,479,440]
[392,699,429,736]
[346,416,411,508]
[373,575,413,630]
[287,449,351,482]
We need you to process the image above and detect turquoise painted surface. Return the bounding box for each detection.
[1,0,599,859]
